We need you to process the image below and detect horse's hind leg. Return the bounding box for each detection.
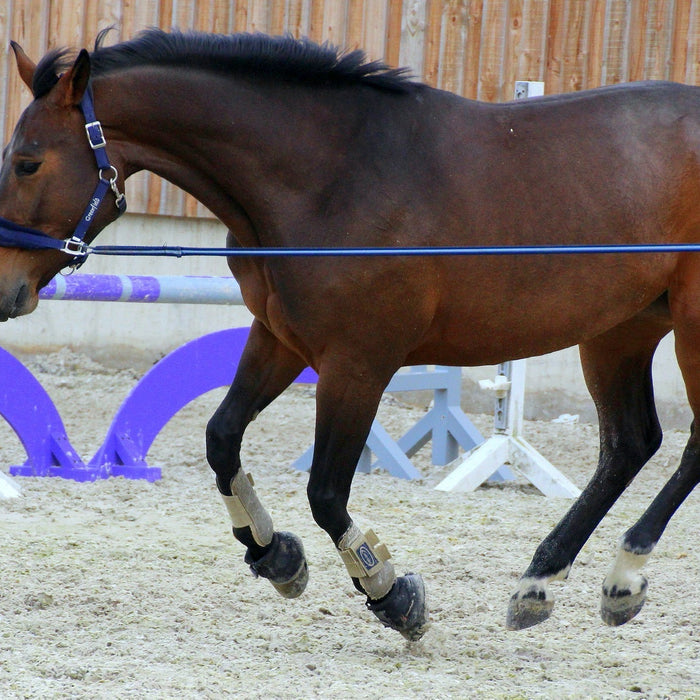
[600,424,699,625]
[206,319,309,598]
[306,358,429,640]
[508,304,671,629]
[600,280,700,625]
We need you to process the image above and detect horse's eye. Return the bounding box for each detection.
[15,160,41,177]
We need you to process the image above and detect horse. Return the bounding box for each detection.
[0,28,698,641]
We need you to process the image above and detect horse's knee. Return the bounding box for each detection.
[205,411,242,493]
[619,398,664,464]
[306,481,351,543]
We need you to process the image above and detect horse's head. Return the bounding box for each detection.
[0,44,124,320]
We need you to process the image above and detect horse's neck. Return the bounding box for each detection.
[98,71,365,235]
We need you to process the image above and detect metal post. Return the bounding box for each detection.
[435,82,580,498]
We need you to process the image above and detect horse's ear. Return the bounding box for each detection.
[10,42,36,90]
[51,49,91,107]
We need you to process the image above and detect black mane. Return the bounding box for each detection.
[32,28,416,99]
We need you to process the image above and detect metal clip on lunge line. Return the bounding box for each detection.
[100,165,126,212]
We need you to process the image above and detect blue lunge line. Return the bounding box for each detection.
[3,226,700,258]
[86,242,700,257]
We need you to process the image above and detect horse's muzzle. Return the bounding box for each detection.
[0,281,32,321]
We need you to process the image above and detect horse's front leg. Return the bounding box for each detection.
[306,362,429,641]
[206,320,309,598]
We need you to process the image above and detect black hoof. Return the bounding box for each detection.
[366,573,430,641]
[506,577,556,631]
[601,577,647,626]
[506,591,554,630]
[245,531,308,599]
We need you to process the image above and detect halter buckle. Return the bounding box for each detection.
[85,120,106,149]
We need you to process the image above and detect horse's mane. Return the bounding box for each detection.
[32,28,416,99]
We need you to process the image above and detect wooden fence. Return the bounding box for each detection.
[1,0,699,219]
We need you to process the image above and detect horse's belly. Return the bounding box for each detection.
[410,260,672,366]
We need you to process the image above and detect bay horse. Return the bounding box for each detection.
[0,29,698,640]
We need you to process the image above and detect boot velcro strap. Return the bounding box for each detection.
[221,470,273,547]
[338,528,391,578]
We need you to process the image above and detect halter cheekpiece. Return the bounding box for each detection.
[0,85,127,270]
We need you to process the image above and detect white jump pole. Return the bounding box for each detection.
[436,82,581,498]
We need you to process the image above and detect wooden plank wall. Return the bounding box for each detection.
[1,0,699,219]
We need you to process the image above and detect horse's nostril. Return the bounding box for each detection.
[13,283,29,314]
[0,282,30,321]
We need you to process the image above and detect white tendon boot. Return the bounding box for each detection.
[221,470,308,598]
[337,523,429,640]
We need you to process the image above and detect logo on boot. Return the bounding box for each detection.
[356,543,379,570]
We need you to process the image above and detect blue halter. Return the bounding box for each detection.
[0,87,126,268]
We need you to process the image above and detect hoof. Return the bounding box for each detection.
[506,579,554,630]
[245,531,308,599]
[366,573,430,641]
[601,576,647,626]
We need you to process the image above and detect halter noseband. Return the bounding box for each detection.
[0,86,127,270]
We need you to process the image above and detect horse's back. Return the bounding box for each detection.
[356,82,700,366]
